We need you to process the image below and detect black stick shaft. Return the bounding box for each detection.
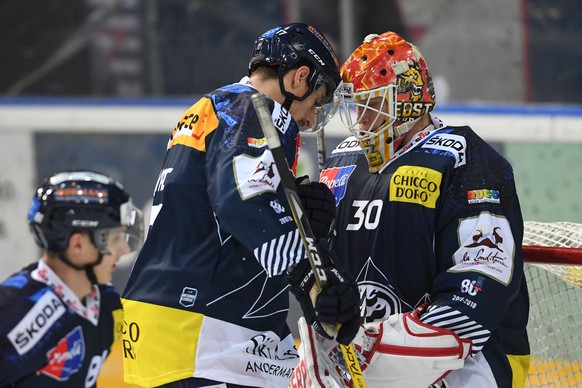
[316,127,327,173]
[251,93,329,289]
[251,93,367,387]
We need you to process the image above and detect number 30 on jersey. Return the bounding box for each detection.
[346,199,383,231]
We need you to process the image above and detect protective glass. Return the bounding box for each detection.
[93,203,144,255]
[303,94,339,133]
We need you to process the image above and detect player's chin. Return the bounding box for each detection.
[96,269,115,284]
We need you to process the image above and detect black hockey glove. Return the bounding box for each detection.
[295,175,336,241]
[287,256,360,346]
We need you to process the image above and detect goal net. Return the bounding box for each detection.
[523,221,582,387]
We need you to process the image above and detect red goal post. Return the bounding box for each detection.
[523,221,582,387]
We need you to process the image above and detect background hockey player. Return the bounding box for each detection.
[294,31,530,387]
[121,23,360,388]
[0,170,143,387]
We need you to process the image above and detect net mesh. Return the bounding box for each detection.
[523,221,582,387]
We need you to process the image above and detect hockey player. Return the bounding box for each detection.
[0,170,144,387]
[121,23,360,388]
[293,32,531,387]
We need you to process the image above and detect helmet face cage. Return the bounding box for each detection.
[337,82,397,141]
[28,170,144,256]
[336,32,436,168]
[249,23,341,132]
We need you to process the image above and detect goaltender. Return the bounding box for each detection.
[292,31,531,388]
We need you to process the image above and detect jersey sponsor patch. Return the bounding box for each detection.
[38,326,85,381]
[8,290,66,355]
[233,151,281,200]
[450,214,515,285]
[467,189,500,204]
[168,97,218,152]
[247,137,268,148]
[320,165,357,205]
[196,316,298,386]
[271,103,292,135]
[421,133,467,168]
[389,166,441,208]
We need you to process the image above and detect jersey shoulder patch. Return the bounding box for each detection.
[168,96,219,152]
[419,127,469,168]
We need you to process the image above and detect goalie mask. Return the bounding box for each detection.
[249,23,341,132]
[28,170,144,283]
[336,32,436,172]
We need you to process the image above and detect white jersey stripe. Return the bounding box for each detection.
[254,229,306,277]
[421,305,491,356]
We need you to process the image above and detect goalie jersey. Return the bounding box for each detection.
[321,114,530,387]
[122,79,302,387]
[0,262,122,387]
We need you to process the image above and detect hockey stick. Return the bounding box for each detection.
[251,93,366,388]
[316,126,327,173]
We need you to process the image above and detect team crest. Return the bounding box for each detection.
[451,214,515,285]
[233,151,281,200]
[356,258,412,322]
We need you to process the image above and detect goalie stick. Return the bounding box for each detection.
[251,93,366,388]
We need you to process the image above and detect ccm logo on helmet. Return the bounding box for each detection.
[72,220,99,227]
[308,48,326,66]
[8,291,66,355]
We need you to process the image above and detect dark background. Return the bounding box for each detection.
[1,0,579,102]
[0,0,406,97]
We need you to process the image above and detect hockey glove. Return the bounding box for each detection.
[295,175,336,241]
[287,256,360,346]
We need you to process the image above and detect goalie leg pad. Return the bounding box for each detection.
[354,312,472,387]
[291,317,343,388]
[294,312,472,388]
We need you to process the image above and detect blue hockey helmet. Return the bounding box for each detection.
[28,170,144,256]
[248,23,341,107]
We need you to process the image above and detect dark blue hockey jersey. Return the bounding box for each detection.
[320,115,530,387]
[121,80,302,387]
[0,262,122,387]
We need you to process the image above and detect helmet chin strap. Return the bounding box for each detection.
[393,116,422,138]
[85,253,102,285]
[56,251,102,285]
[57,232,106,285]
[278,68,314,111]
[282,96,293,111]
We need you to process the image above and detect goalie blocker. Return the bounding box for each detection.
[291,306,472,388]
